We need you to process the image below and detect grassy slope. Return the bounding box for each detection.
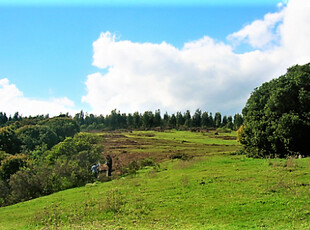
[0,131,309,229]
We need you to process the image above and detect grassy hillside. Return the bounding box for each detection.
[0,130,309,229]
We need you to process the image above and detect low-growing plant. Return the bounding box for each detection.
[284,156,298,171]
[217,127,232,133]
[180,175,191,188]
[99,188,124,213]
[140,157,155,167]
[170,152,193,161]
[0,180,9,206]
[229,149,246,155]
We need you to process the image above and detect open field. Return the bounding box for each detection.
[0,130,309,229]
[99,130,240,172]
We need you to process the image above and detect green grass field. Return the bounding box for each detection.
[0,130,309,229]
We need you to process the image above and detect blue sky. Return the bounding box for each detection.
[0,0,282,7]
[1,0,309,116]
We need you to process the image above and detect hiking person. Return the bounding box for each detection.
[106,155,112,177]
[91,163,99,178]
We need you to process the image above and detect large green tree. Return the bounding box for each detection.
[241,63,310,158]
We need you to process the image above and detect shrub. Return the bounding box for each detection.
[0,154,27,181]
[0,127,21,155]
[16,125,59,153]
[46,133,103,163]
[9,167,42,203]
[170,152,192,161]
[40,117,80,141]
[140,157,155,167]
[0,179,9,206]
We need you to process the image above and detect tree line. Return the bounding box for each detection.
[73,109,243,131]
[1,109,243,132]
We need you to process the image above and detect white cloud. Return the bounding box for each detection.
[227,11,284,49]
[0,78,76,116]
[83,0,310,115]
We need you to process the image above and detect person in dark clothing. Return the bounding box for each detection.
[106,155,112,176]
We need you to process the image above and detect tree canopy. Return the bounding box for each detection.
[241,63,310,158]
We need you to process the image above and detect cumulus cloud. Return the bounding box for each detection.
[0,78,76,116]
[227,11,284,49]
[83,0,310,115]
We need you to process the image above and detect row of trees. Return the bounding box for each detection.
[0,116,103,206]
[73,109,244,131]
[1,110,243,132]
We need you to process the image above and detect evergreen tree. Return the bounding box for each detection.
[222,115,228,127]
[214,112,222,128]
[176,112,185,128]
[169,114,177,128]
[201,112,209,128]
[184,110,192,128]
[0,112,8,126]
[133,112,142,129]
[233,113,243,130]
[192,109,202,127]
[227,116,233,130]
[154,109,161,127]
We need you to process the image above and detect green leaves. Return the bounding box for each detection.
[0,127,21,155]
[40,117,80,141]
[16,125,59,153]
[242,63,310,158]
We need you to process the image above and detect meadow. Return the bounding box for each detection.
[0,130,309,229]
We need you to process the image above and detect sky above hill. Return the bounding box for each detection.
[1,0,310,117]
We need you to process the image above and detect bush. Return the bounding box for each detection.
[16,125,59,155]
[46,133,103,163]
[217,127,231,133]
[0,127,21,155]
[0,151,9,163]
[170,152,192,161]
[0,154,27,181]
[40,117,80,142]
[9,167,41,203]
[0,179,9,206]
[140,157,155,167]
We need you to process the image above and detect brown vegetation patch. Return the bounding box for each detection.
[136,133,155,137]
[98,131,239,177]
[212,135,236,140]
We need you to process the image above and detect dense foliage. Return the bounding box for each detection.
[0,116,102,206]
[241,63,310,158]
